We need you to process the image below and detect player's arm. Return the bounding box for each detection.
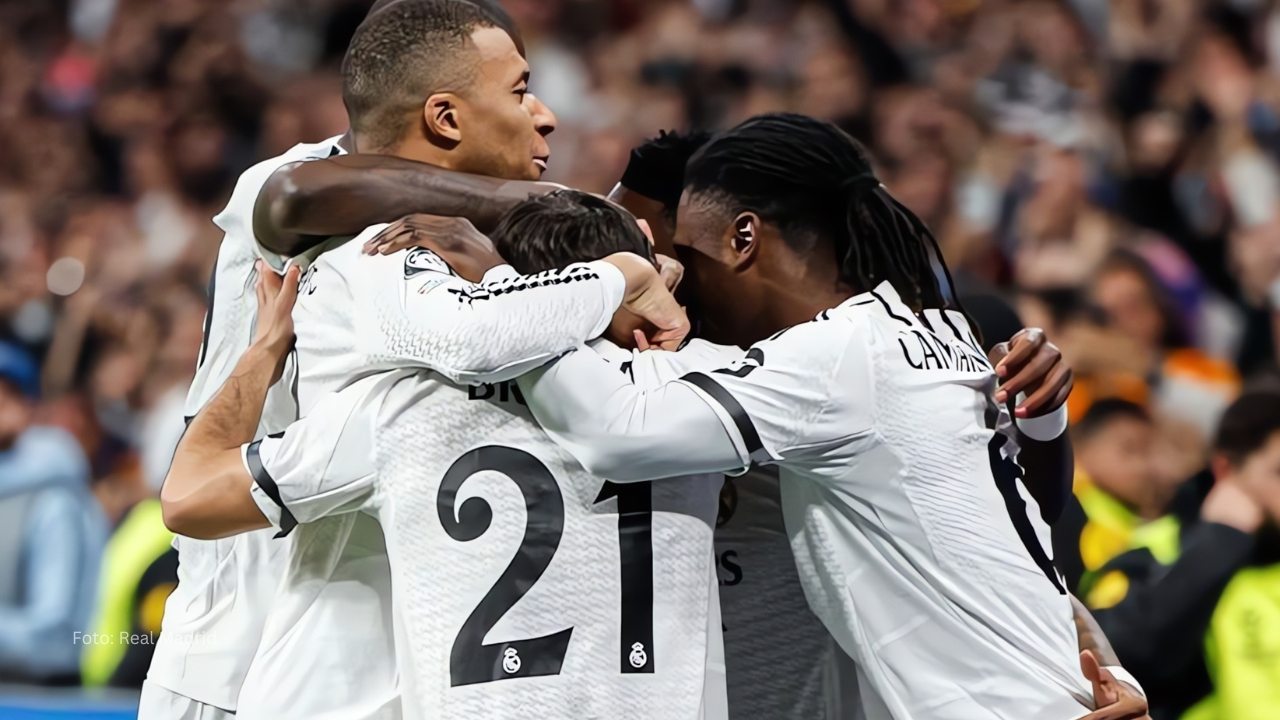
[990,329,1074,523]
[254,153,560,257]
[160,264,300,539]
[519,324,863,481]
[518,345,751,480]
[379,248,688,385]
[1074,597,1152,720]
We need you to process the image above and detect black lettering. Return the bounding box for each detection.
[934,336,956,369]
[718,550,743,587]
[469,384,495,401]
[507,382,527,407]
[898,337,924,369]
[914,331,942,370]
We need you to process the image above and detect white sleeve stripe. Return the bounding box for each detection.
[245,439,298,538]
[679,372,772,463]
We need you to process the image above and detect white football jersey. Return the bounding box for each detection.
[520,280,1095,719]
[628,340,861,718]
[240,230,720,719]
[237,225,636,719]
[147,135,342,712]
[715,468,862,719]
[590,338,733,718]
[243,368,719,719]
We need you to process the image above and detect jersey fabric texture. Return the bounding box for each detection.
[609,339,862,718]
[145,135,341,713]
[519,281,1095,719]
[236,226,628,719]
[245,369,719,719]
[239,233,721,719]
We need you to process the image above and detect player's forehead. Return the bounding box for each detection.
[673,189,729,247]
[470,26,527,85]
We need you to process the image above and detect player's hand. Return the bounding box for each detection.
[636,218,684,292]
[363,215,504,282]
[605,252,690,351]
[990,328,1073,419]
[656,254,684,292]
[1078,651,1151,720]
[251,261,299,384]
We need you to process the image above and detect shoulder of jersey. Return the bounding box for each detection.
[758,303,867,349]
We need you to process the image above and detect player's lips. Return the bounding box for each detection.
[533,156,549,172]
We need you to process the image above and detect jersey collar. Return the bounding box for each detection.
[839,280,913,317]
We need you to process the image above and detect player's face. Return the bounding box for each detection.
[1233,431,1280,525]
[452,27,556,181]
[671,191,785,347]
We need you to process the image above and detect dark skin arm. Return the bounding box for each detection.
[253,153,560,257]
[989,329,1074,523]
[1076,597,1153,719]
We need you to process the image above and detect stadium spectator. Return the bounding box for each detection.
[0,0,1277,710]
[0,340,105,685]
[1090,388,1280,720]
[1052,399,1175,600]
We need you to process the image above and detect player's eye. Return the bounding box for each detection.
[514,86,528,99]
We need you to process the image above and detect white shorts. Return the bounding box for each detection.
[138,681,236,720]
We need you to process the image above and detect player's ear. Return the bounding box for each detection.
[423,93,463,145]
[725,212,760,271]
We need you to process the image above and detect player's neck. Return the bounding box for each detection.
[358,133,459,171]
[756,277,848,335]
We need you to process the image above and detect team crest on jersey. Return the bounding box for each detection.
[628,642,648,669]
[501,647,521,674]
[403,247,453,279]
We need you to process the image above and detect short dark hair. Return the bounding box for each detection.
[492,190,654,274]
[342,0,516,150]
[684,113,955,316]
[1074,398,1151,442]
[1214,390,1280,464]
[1096,249,1188,349]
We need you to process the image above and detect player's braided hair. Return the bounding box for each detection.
[684,113,962,317]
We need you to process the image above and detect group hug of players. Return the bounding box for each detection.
[141,0,1154,718]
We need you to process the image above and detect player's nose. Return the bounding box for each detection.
[529,93,557,138]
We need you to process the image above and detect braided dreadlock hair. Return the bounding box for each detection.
[684,113,965,320]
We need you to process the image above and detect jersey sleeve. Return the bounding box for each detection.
[517,319,874,482]
[241,384,380,536]
[675,321,875,463]
[625,339,745,387]
[355,234,628,385]
[518,344,751,481]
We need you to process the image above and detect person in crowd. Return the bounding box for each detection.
[1052,399,1175,599]
[0,341,106,685]
[1089,250,1240,439]
[1089,388,1280,719]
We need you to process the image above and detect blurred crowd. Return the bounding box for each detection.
[1,0,1279,716]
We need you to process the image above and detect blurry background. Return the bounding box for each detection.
[0,0,1278,718]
